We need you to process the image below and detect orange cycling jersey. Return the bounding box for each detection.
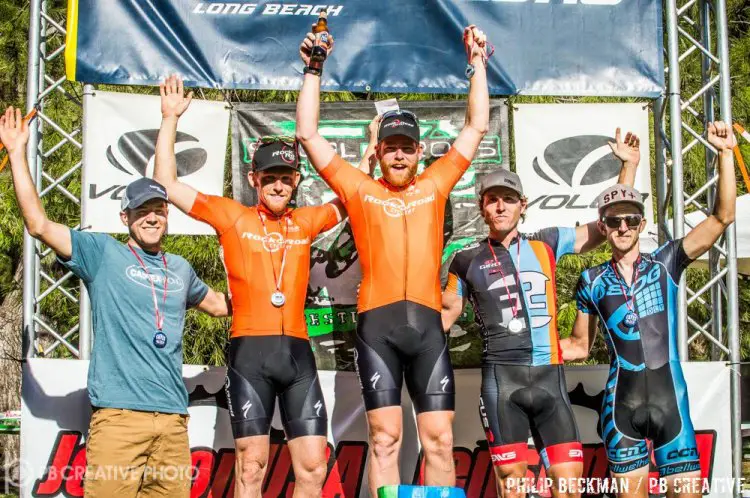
[321,148,471,313]
[189,193,339,339]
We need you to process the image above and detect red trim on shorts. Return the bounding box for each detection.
[545,441,584,467]
[489,443,529,467]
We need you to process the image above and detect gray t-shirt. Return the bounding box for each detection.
[59,230,209,414]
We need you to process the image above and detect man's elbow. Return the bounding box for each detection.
[25,217,47,239]
[153,169,178,187]
[469,121,489,137]
[716,210,735,227]
[295,128,317,145]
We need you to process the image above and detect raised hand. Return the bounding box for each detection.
[707,121,737,151]
[463,25,488,63]
[0,106,30,157]
[608,128,641,166]
[299,26,334,67]
[159,75,193,120]
[368,115,381,143]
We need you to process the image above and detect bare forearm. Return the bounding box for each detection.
[713,149,736,225]
[296,74,322,143]
[617,163,638,187]
[560,336,589,361]
[154,116,179,185]
[466,57,490,136]
[358,141,377,175]
[441,303,463,332]
[9,151,48,236]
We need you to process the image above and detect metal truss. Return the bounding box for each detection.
[22,0,88,360]
[658,0,742,491]
[21,0,743,491]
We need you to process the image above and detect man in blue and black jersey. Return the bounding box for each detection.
[442,129,642,498]
[564,121,736,498]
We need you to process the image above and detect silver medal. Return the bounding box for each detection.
[271,291,286,307]
[508,317,523,333]
[624,311,638,327]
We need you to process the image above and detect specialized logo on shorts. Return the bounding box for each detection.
[240,231,310,252]
[242,401,252,419]
[363,193,436,218]
[125,265,185,293]
[440,376,450,392]
[478,396,494,443]
[370,372,381,389]
[314,400,323,417]
[224,376,235,418]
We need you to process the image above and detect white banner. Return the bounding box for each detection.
[514,104,655,234]
[82,90,229,235]
[20,360,732,498]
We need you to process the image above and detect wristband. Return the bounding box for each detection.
[304,65,322,76]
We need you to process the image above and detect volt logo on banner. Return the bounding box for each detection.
[514,103,654,234]
[82,91,229,235]
[65,0,663,96]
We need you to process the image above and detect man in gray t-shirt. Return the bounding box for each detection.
[1,106,228,498]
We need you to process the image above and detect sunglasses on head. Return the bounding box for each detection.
[380,110,418,121]
[258,135,296,146]
[601,214,643,229]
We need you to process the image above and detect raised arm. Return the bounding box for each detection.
[451,25,490,161]
[296,32,336,173]
[153,75,199,214]
[574,128,641,253]
[560,311,598,362]
[682,121,737,259]
[357,115,379,176]
[1,107,72,258]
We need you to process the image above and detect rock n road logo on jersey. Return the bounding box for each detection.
[363,193,436,218]
[240,231,310,252]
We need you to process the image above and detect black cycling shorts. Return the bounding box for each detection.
[480,364,582,468]
[354,301,454,414]
[225,335,327,440]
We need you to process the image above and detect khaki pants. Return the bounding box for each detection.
[84,408,191,498]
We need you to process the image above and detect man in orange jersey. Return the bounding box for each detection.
[153,76,343,498]
[296,26,490,494]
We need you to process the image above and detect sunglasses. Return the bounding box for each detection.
[380,110,418,121]
[258,135,296,146]
[602,215,643,229]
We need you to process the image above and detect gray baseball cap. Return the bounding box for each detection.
[120,177,169,211]
[596,184,645,216]
[478,169,524,198]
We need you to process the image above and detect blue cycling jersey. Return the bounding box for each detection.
[576,239,701,477]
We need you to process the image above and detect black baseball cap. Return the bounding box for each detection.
[120,177,168,211]
[252,139,300,172]
[378,110,420,144]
